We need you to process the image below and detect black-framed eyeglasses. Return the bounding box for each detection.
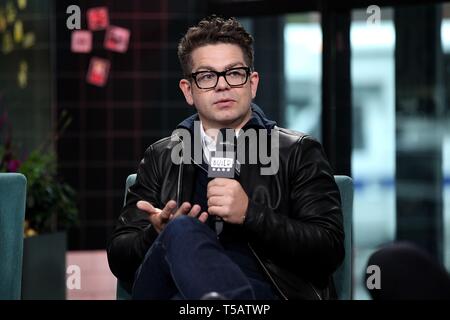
[191,67,251,89]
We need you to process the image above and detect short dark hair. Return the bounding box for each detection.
[177,15,254,78]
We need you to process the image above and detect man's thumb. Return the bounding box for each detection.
[137,200,155,213]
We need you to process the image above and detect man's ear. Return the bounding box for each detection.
[179,79,194,106]
[249,71,259,99]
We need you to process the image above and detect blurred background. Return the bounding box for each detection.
[0,0,449,299]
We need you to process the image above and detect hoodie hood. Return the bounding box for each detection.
[176,103,277,132]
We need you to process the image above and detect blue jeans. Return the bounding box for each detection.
[132,215,277,300]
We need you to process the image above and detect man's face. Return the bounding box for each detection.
[179,43,259,130]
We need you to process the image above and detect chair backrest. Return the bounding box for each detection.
[115,174,138,300]
[124,174,137,205]
[0,173,27,300]
[117,174,353,300]
[332,175,353,300]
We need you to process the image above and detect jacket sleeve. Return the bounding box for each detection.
[243,135,345,279]
[107,145,162,283]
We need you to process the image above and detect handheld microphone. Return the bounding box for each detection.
[207,128,238,235]
[207,128,237,179]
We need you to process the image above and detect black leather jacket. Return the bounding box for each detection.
[107,105,345,300]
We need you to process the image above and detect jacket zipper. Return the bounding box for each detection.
[247,242,288,300]
[310,281,322,300]
[247,242,322,300]
[174,134,186,206]
[176,154,183,207]
[174,133,206,206]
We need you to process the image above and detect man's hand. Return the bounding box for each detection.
[207,178,249,224]
[136,200,208,233]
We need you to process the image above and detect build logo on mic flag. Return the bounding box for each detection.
[208,152,236,179]
[208,128,238,179]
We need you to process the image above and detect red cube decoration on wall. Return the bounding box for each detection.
[87,7,109,31]
[86,57,110,87]
[71,30,92,53]
[104,26,130,53]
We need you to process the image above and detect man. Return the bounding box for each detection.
[107,15,344,300]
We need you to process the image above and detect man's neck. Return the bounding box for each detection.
[200,108,252,136]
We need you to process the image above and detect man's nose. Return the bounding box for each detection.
[215,75,230,90]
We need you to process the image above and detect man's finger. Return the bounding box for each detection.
[188,204,201,217]
[206,186,225,198]
[208,206,225,217]
[198,212,208,223]
[161,200,177,220]
[207,196,223,207]
[207,178,228,188]
[137,201,158,214]
[173,202,192,218]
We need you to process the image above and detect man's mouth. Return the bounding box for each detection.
[214,99,235,107]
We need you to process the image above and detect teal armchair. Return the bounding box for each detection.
[115,174,139,300]
[332,175,353,300]
[0,173,27,300]
[117,174,353,300]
